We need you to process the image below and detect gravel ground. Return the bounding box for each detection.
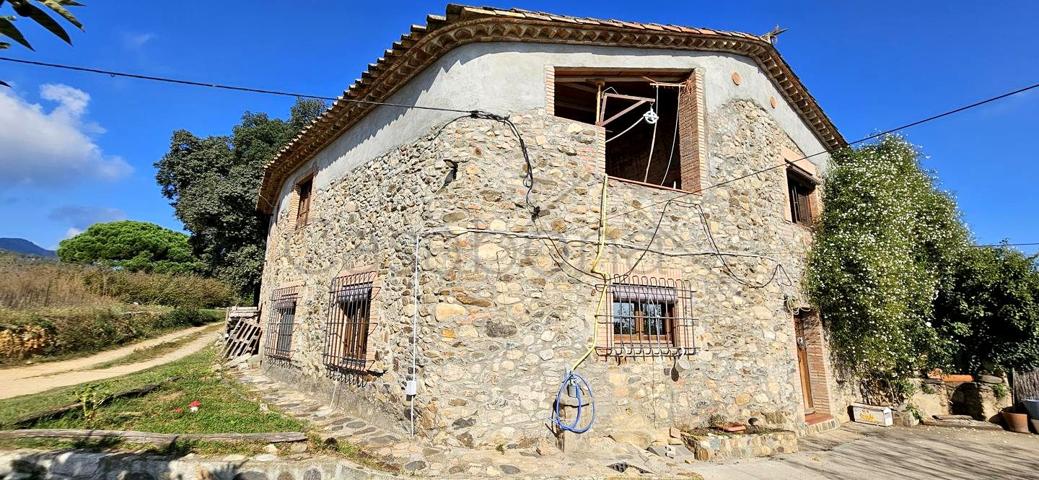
[696,421,1039,480]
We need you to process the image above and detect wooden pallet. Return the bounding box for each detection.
[223,307,261,359]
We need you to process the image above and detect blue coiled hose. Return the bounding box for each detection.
[551,370,596,433]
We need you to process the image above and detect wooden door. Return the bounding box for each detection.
[795,313,815,413]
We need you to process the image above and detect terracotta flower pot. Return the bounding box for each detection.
[1002,408,1030,433]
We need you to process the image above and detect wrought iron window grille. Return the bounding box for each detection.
[596,274,696,358]
[264,285,301,360]
[323,271,378,372]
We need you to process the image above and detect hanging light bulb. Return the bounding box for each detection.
[643,108,659,125]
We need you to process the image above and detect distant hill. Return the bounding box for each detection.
[0,238,56,257]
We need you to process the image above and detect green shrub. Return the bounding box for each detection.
[992,383,1009,400]
[82,270,236,308]
[0,306,221,363]
[806,137,969,403]
[155,307,217,329]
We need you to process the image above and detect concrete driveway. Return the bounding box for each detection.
[696,422,1039,480]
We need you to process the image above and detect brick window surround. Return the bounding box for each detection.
[323,271,378,371]
[547,66,707,194]
[264,286,300,360]
[787,166,817,226]
[781,147,822,225]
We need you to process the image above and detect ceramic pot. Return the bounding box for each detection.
[1023,399,1039,419]
[1002,408,1030,433]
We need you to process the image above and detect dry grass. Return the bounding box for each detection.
[0,253,236,309]
[0,255,111,309]
[0,253,231,363]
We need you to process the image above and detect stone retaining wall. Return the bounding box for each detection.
[682,430,798,461]
[0,450,387,480]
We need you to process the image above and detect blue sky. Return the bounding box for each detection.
[0,1,1036,252]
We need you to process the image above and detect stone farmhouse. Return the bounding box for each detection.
[256,4,848,449]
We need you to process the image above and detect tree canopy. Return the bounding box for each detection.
[934,245,1039,375]
[57,220,203,274]
[154,98,325,299]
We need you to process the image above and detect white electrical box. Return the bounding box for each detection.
[404,378,418,396]
[851,403,893,427]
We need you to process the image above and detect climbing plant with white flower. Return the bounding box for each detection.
[805,136,969,402]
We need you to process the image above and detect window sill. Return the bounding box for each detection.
[608,176,688,194]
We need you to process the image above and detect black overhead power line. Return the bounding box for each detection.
[606,79,1039,276]
[5,55,1037,271]
[0,56,478,114]
[606,80,1039,221]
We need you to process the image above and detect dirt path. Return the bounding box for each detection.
[0,324,223,400]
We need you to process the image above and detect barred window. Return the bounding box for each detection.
[597,275,695,358]
[264,286,300,360]
[323,271,377,371]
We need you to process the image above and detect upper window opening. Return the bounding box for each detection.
[296,176,313,228]
[786,166,817,226]
[553,68,695,190]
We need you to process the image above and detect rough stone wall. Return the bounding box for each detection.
[259,126,459,431]
[260,98,831,448]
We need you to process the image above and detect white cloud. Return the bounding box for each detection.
[0,84,132,188]
[64,227,83,239]
[49,205,127,230]
[122,32,156,50]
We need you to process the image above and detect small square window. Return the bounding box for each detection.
[597,275,695,358]
[323,271,377,371]
[295,176,313,228]
[264,286,300,360]
[787,166,817,226]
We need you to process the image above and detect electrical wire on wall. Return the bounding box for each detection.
[659,86,682,186]
[551,176,609,434]
[642,85,661,183]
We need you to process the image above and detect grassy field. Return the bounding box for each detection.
[0,347,395,468]
[0,346,302,434]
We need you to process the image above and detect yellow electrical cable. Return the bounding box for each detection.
[572,175,610,371]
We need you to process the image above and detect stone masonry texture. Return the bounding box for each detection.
[259,97,836,448]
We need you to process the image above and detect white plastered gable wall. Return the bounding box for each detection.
[270,42,833,215]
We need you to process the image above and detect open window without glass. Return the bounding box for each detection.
[552,68,699,192]
[295,176,313,228]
